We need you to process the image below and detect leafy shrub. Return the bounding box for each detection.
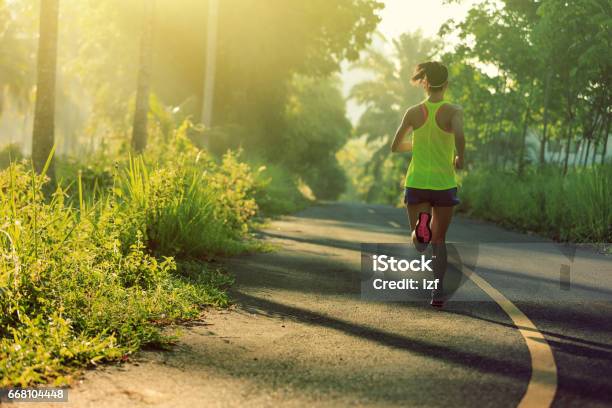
[302,159,347,201]
[0,164,164,385]
[0,313,122,386]
[55,156,115,197]
[117,134,257,258]
[0,143,23,169]
[250,162,309,216]
[0,120,305,386]
[458,165,612,242]
[0,132,258,386]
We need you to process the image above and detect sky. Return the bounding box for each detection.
[376,0,475,39]
[342,0,476,124]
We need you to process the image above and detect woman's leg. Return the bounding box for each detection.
[406,202,431,248]
[430,206,454,303]
[431,206,454,244]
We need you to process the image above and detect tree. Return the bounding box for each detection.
[282,75,352,200]
[42,0,380,159]
[443,0,540,175]
[208,0,382,156]
[31,0,60,174]
[200,0,219,134]
[439,0,610,175]
[0,1,35,117]
[131,0,155,153]
[531,0,611,173]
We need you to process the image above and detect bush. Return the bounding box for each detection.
[250,162,310,216]
[0,144,23,169]
[117,153,255,258]
[0,120,310,386]
[302,159,347,201]
[458,165,612,242]
[0,129,262,386]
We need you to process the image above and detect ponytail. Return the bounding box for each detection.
[411,61,448,89]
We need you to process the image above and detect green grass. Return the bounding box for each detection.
[250,162,311,216]
[458,165,612,243]
[0,128,290,387]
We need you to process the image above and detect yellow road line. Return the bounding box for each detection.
[463,266,557,408]
[388,221,401,228]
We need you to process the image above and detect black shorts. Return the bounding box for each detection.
[404,187,460,207]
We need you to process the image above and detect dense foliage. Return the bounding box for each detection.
[0,0,375,388]
[281,76,352,200]
[440,0,610,174]
[0,125,304,386]
[460,166,612,242]
[1,0,381,199]
[344,1,611,243]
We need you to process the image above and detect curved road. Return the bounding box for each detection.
[39,202,612,407]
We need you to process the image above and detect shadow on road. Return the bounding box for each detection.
[446,308,612,353]
[235,292,529,380]
[223,202,612,406]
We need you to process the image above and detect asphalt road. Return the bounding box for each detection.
[31,202,612,407]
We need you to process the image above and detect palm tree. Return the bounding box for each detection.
[131,0,155,153]
[201,0,219,131]
[32,0,60,174]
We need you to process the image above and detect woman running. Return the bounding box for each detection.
[390,61,465,308]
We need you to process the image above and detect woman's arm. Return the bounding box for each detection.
[451,106,465,169]
[391,109,413,153]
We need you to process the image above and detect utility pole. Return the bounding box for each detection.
[32,0,60,175]
[131,0,155,153]
[201,0,219,147]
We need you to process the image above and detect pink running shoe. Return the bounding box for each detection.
[430,289,445,309]
[415,212,432,244]
[430,298,444,309]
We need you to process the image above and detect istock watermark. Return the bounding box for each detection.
[371,254,439,291]
[361,243,457,301]
[360,242,612,303]
[372,254,433,272]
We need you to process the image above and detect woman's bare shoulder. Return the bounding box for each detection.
[405,103,425,117]
[446,103,463,113]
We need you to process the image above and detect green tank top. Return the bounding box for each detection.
[405,100,457,190]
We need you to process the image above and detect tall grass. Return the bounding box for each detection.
[118,154,250,257]
[0,130,264,386]
[458,165,612,242]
